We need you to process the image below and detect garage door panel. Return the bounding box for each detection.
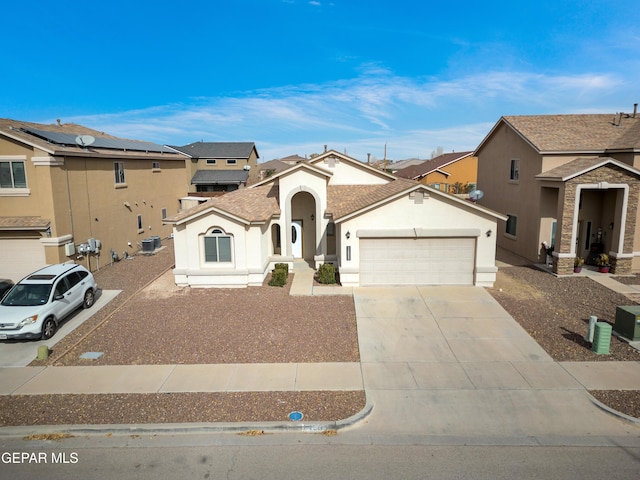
[360,237,475,286]
[0,239,47,282]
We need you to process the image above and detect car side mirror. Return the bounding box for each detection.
[54,294,64,301]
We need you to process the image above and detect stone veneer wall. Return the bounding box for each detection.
[555,164,640,275]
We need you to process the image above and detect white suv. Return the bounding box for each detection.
[0,263,97,340]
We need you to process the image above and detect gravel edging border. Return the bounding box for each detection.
[586,392,640,425]
[0,397,374,438]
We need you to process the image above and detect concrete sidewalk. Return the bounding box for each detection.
[0,362,363,395]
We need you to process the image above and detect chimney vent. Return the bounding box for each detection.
[634,103,638,118]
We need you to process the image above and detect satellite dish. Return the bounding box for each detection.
[469,190,484,201]
[75,135,95,147]
[243,165,251,171]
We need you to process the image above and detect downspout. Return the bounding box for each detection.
[64,156,75,241]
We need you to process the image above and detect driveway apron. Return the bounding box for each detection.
[351,286,640,444]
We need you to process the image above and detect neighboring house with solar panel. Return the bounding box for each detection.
[164,149,506,288]
[0,118,188,281]
[474,110,640,275]
[166,142,259,199]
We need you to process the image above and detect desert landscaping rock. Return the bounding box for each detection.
[4,241,638,426]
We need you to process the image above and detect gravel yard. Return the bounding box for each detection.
[2,242,639,426]
[488,248,640,419]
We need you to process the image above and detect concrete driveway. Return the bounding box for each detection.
[350,286,640,444]
[0,289,120,367]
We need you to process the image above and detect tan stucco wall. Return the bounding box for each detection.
[1,133,188,272]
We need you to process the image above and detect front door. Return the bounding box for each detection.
[292,220,303,258]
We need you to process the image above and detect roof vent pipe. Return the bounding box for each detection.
[324,144,327,153]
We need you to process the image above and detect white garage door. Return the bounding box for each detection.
[0,239,47,282]
[359,237,475,286]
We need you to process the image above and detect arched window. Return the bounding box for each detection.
[203,228,232,263]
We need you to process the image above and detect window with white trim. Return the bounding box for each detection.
[206,159,217,165]
[204,228,232,263]
[226,159,237,165]
[114,161,126,184]
[506,214,517,236]
[0,159,27,188]
[152,161,160,170]
[509,159,520,181]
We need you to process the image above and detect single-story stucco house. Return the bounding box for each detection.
[164,150,506,288]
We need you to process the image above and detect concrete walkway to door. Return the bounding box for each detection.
[345,286,640,445]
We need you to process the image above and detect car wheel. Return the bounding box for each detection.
[41,318,57,340]
[83,289,95,309]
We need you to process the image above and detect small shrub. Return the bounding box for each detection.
[317,263,337,285]
[274,263,289,275]
[268,266,287,287]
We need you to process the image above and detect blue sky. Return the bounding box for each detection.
[2,0,638,161]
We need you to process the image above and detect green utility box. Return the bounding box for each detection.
[592,322,612,355]
[614,306,640,341]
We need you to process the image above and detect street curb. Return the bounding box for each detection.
[0,398,374,438]
[586,392,640,425]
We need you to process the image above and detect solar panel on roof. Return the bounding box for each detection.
[21,127,173,153]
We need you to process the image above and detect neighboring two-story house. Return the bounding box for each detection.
[475,111,640,275]
[0,118,187,281]
[394,151,477,194]
[167,142,259,197]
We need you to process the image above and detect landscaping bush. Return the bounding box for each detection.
[317,263,337,285]
[268,265,288,287]
[274,263,289,275]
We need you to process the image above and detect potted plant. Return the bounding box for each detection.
[596,253,611,273]
[574,256,584,273]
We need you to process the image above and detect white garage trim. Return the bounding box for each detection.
[359,237,476,286]
[357,228,481,238]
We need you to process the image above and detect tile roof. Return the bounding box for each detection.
[503,114,640,152]
[190,170,249,185]
[0,118,184,160]
[169,142,257,159]
[394,151,474,180]
[536,156,640,181]
[0,216,50,230]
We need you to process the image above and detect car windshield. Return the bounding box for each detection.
[1,283,52,307]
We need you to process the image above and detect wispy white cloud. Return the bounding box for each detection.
[66,68,633,161]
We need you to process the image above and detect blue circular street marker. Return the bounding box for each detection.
[288,411,304,421]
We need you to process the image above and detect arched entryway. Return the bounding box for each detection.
[290,191,316,261]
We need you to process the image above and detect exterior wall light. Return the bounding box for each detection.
[345,231,351,239]
[486,229,492,237]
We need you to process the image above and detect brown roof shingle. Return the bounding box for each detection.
[394,151,474,180]
[327,178,420,219]
[503,114,640,152]
[166,184,280,224]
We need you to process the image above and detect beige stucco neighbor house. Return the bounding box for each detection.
[165,150,506,288]
[0,118,187,281]
[474,111,640,275]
